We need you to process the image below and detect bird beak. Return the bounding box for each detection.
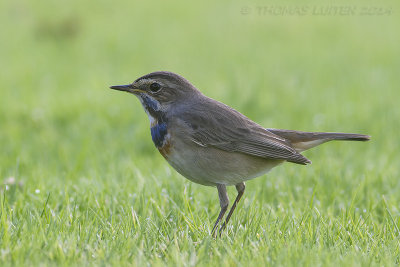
[109,84,132,92]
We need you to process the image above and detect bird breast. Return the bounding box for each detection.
[150,122,172,158]
[150,123,168,147]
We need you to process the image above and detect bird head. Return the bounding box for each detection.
[110,71,201,120]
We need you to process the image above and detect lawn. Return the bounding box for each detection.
[1,0,399,266]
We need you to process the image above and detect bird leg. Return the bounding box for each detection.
[211,184,229,237]
[219,182,245,235]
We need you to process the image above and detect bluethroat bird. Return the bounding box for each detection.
[110,71,370,236]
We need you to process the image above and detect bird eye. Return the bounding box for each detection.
[149,82,161,93]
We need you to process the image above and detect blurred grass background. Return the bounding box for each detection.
[1,0,399,266]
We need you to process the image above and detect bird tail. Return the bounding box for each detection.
[267,129,370,152]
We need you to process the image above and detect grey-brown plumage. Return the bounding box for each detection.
[178,97,311,165]
[110,71,370,237]
[267,129,370,152]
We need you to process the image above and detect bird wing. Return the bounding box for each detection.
[177,97,311,165]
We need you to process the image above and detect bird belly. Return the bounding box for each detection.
[163,137,283,186]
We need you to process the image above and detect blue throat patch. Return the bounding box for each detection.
[150,123,168,148]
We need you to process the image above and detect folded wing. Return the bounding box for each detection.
[178,97,311,165]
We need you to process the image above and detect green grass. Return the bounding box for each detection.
[1,0,400,265]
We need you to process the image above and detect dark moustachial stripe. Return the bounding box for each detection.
[140,94,166,122]
[141,94,159,112]
[151,122,168,147]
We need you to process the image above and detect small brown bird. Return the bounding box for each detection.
[110,71,370,236]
